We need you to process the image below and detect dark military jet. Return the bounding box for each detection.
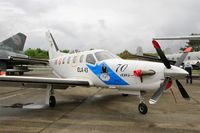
[0,33,48,75]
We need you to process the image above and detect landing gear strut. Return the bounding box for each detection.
[48,85,56,107]
[138,92,148,114]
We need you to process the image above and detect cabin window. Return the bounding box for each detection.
[73,56,77,63]
[79,55,84,63]
[188,56,191,60]
[67,57,71,64]
[62,57,66,64]
[86,54,96,65]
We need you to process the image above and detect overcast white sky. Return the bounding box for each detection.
[0,0,200,54]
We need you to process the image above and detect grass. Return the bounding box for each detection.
[192,70,200,75]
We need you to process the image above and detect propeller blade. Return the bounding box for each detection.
[152,40,171,69]
[175,80,190,99]
[149,77,171,104]
[175,47,192,67]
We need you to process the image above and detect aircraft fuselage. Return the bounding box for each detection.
[49,49,186,92]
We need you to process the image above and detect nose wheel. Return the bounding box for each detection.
[138,91,148,114]
[138,103,148,114]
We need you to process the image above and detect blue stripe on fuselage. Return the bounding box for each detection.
[87,62,129,85]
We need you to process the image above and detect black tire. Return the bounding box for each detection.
[49,96,56,107]
[138,103,148,114]
[10,72,15,75]
[122,94,129,97]
[19,72,24,75]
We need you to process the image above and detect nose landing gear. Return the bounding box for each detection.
[138,103,148,114]
[138,92,148,114]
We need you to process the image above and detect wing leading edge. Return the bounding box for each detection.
[0,76,90,89]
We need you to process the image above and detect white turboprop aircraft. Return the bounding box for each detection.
[0,32,191,114]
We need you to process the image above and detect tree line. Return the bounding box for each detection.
[25,48,69,59]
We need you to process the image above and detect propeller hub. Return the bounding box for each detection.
[164,66,188,79]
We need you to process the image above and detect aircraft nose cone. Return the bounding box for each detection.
[164,66,188,79]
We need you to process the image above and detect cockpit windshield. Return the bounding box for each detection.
[95,51,118,61]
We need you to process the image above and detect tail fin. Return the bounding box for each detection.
[46,31,60,59]
[1,33,26,52]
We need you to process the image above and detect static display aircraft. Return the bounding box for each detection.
[153,36,200,69]
[0,32,192,114]
[166,52,200,69]
[0,33,48,75]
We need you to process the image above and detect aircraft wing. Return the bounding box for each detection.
[153,36,200,40]
[0,76,90,89]
[0,56,48,65]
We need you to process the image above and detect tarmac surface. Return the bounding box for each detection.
[0,68,200,133]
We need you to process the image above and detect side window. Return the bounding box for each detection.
[62,57,66,64]
[79,55,84,63]
[73,56,77,63]
[86,54,96,65]
[188,56,191,60]
[67,57,71,64]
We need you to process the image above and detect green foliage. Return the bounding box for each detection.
[118,50,133,59]
[25,48,48,59]
[180,33,200,52]
[60,49,69,53]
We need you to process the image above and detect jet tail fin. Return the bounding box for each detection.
[1,33,26,52]
[46,31,60,59]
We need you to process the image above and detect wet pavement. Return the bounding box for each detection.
[0,69,200,133]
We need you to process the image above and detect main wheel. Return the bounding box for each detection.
[138,103,148,114]
[49,96,56,107]
[19,72,24,75]
[122,94,129,97]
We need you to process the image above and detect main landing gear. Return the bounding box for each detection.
[48,85,56,107]
[49,95,56,107]
[138,92,148,114]
[121,91,148,114]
